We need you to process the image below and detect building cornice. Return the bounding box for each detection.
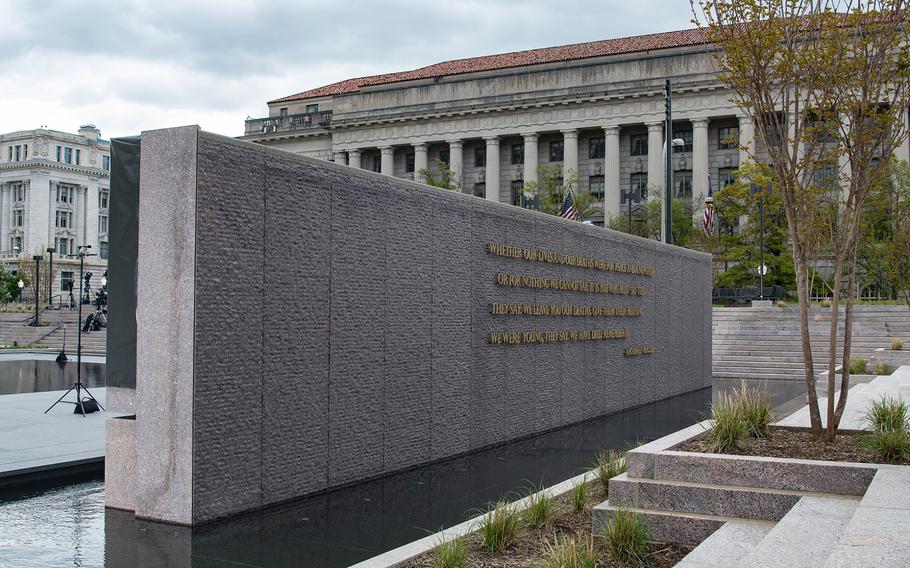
[0,159,110,179]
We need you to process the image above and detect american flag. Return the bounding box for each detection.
[559,188,578,221]
[703,175,715,235]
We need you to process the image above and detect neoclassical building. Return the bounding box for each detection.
[0,125,109,296]
[241,26,910,226]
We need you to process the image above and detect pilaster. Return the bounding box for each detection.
[484,137,500,201]
[647,122,664,192]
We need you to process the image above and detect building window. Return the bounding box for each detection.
[64,148,72,164]
[100,241,109,260]
[57,185,74,203]
[75,149,81,165]
[511,144,524,165]
[549,141,564,162]
[511,180,524,206]
[589,175,605,198]
[370,155,381,173]
[675,170,693,200]
[306,104,319,113]
[718,126,739,150]
[405,153,415,173]
[12,209,23,227]
[56,146,62,162]
[474,147,485,167]
[61,271,74,292]
[589,137,605,160]
[98,189,109,210]
[12,184,24,202]
[439,149,450,165]
[718,168,737,189]
[279,107,288,116]
[102,155,110,171]
[625,173,648,205]
[6,146,11,161]
[55,237,73,255]
[14,145,20,161]
[674,130,693,153]
[813,163,838,191]
[55,211,73,228]
[473,182,485,197]
[99,215,108,234]
[23,144,27,160]
[11,236,22,254]
[630,134,648,156]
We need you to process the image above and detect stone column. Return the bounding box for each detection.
[647,122,664,192]
[737,115,754,169]
[333,151,348,166]
[413,143,428,183]
[603,126,621,222]
[561,129,578,179]
[484,136,500,201]
[692,118,709,198]
[522,133,538,186]
[380,146,394,176]
[447,140,463,186]
[895,107,910,163]
[348,149,362,169]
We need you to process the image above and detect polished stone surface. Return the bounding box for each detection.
[0,353,105,395]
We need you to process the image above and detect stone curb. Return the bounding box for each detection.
[348,467,596,568]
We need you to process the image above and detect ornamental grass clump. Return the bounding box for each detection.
[571,477,589,513]
[429,537,468,568]
[874,362,892,376]
[538,534,597,568]
[849,358,869,375]
[594,450,627,495]
[864,396,909,433]
[523,485,555,529]
[706,391,747,452]
[478,500,520,553]
[867,429,910,463]
[733,380,774,438]
[892,338,904,351]
[603,508,649,566]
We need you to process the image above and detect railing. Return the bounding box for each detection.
[244,111,333,136]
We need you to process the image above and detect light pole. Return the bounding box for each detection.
[17,279,23,303]
[46,247,55,309]
[660,138,685,244]
[29,255,42,326]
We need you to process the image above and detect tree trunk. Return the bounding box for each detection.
[833,241,859,433]
[825,255,845,441]
[794,250,823,435]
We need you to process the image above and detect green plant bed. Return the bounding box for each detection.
[402,482,692,568]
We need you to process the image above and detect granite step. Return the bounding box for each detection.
[592,500,751,545]
[673,520,774,568]
[739,495,860,568]
[608,473,809,521]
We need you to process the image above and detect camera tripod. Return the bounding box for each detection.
[45,246,104,417]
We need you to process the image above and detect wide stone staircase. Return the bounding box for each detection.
[0,306,107,355]
[713,305,910,381]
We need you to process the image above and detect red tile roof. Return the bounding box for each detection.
[269,27,710,104]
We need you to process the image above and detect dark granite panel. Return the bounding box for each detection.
[192,132,265,523]
[260,148,331,505]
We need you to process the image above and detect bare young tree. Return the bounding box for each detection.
[691,0,910,440]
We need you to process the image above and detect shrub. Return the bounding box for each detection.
[478,500,520,553]
[571,477,589,513]
[874,362,892,376]
[849,358,868,375]
[733,380,774,438]
[429,537,468,568]
[523,486,555,529]
[603,508,649,566]
[594,450,627,495]
[893,338,905,351]
[538,534,597,568]
[867,429,910,463]
[820,299,832,308]
[864,396,909,432]
[706,391,748,452]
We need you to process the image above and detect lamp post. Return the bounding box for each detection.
[29,255,42,326]
[660,138,686,244]
[17,279,23,303]
[46,247,54,309]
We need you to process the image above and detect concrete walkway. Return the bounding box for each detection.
[0,387,121,480]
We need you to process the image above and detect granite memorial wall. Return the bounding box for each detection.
[105,125,712,525]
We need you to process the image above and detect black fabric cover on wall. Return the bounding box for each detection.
[106,136,141,390]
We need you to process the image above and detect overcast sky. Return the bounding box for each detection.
[1,1,696,139]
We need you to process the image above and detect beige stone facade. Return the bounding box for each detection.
[241,28,910,227]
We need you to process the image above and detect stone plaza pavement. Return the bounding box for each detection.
[0,387,121,480]
[677,367,910,567]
